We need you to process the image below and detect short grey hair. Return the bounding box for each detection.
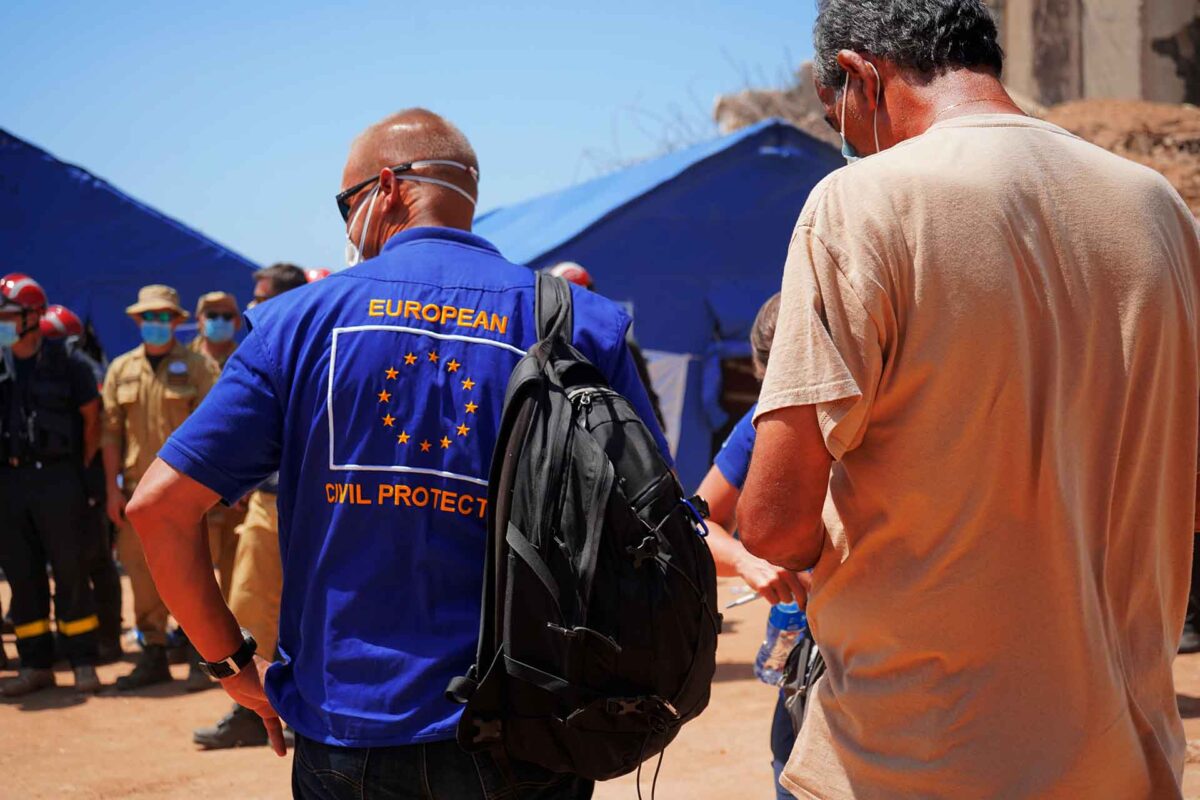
[813,0,1004,89]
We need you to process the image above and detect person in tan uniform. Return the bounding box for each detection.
[102,285,218,691]
[193,263,307,749]
[189,291,244,604]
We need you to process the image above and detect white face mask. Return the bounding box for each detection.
[839,63,882,165]
[344,184,381,267]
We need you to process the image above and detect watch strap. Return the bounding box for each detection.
[198,629,257,680]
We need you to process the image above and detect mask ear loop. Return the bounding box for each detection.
[355,184,381,261]
[392,175,477,206]
[841,64,883,156]
[868,62,882,155]
[839,70,851,140]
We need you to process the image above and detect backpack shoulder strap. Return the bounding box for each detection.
[535,273,574,345]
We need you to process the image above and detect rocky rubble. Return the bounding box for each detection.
[1045,100,1200,215]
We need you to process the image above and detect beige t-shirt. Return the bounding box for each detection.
[757,114,1200,799]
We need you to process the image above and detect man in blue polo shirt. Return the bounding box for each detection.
[126,109,667,798]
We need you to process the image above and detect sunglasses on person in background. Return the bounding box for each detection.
[335,163,422,222]
[140,311,174,323]
[205,312,236,321]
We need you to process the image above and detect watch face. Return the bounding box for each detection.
[202,632,257,680]
[197,661,223,680]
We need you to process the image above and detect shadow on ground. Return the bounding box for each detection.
[713,661,757,683]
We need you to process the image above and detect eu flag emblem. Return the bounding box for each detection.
[327,325,523,487]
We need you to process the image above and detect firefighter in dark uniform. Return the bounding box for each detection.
[0,274,102,696]
[41,303,124,663]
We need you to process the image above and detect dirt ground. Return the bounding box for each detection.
[3,577,1200,799]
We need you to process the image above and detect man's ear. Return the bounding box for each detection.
[377,167,404,214]
[835,49,882,112]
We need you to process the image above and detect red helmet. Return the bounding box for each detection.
[546,262,594,290]
[0,273,48,313]
[305,268,332,283]
[40,304,84,339]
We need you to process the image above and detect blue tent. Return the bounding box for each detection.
[0,128,257,359]
[477,119,842,488]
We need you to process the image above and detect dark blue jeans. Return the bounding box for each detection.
[292,734,594,800]
[770,690,798,800]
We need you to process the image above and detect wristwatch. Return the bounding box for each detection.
[197,628,258,679]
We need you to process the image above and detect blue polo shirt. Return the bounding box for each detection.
[713,404,757,490]
[160,227,670,747]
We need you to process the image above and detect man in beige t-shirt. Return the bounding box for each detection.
[739,2,1200,798]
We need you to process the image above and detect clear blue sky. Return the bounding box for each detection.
[1,1,817,271]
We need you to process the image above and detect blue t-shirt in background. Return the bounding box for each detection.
[713,404,757,490]
[160,227,670,747]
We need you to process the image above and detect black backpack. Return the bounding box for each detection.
[447,275,720,782]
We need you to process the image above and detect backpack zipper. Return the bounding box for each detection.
[566,386,621,409]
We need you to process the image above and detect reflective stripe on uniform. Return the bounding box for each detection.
[14,619,52,639]
[58,614,100,637]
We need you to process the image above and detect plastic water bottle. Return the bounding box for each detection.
[754,602,807,685]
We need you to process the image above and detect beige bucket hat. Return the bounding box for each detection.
[194,290,240,319]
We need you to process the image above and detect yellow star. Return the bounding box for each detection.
[446,359,461,373]
[428,351,439,364]
[397,431,410,445]
[377,389,391,403]
[403,352,417,366]
[461,377,475,391]
[382,414,396,428]
[464,401,478,414]
[420,440,432,453]
[384,367,399,380]
[456,423,470,437]
[440,436,452,449]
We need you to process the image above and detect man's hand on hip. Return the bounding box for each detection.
[221,655,287,757]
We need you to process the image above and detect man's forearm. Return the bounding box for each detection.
[738,407,832,572]
[703,521,747,578]
[136,512,242,662]
[102,442,122,491]
[127,459,241,663]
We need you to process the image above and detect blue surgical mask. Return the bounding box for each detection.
[839,64,882,165]
[140,320,173,347]
[0,320,18,348]
[202,317,236,343]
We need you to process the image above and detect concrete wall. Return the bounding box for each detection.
[1147,1,1200,102]
[990,0,1199,105]
[1081,0,1142,99]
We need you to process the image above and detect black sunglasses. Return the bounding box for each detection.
[335,163,418,223]
[206,311,236,321]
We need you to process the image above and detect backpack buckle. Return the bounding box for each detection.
[471,717,503,744]
[606,696,680,726]
[686,494,710,519]
[607,698,645,716]
[626,536,659,569]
